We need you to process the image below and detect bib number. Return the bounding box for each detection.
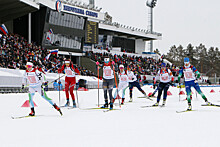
[104,69,111,76]
[161,76,168,81]
[121,77,127,81]
[185,71,193,79]
[66,69,73,75]
[27,75,37,84]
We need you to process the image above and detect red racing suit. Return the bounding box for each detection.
[59,63,80,100]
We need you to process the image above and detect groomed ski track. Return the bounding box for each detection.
[0,85,220,147]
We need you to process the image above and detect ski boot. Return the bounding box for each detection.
[187,105,192,111]
[29,108,35,116]
[129,97,133,102]
[161,100,166,107]
[101,101,108,108]
[187,102,192,111]
[152,102,159,107]
[121,98,125,105]
[206,101,212,106]
[53,104,63,116]
[109,103,113,110]
[149,94,154,98]
[65,100,70,107]
[73,100,77,108]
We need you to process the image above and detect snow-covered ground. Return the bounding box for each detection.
[0,85,220,147]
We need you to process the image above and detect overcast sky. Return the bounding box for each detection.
[81,0,220,54]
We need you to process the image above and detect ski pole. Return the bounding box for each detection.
[179,83,181,102]
[75,83,79,108]
[113,65,121,108]
[97,66,100,107]
[42,74,66,88]
[58,73,61,106]
[20,84,30,92]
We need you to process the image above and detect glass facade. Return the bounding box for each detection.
[43,32,82,49]
[42,9,86,50]
[48,10,85,30]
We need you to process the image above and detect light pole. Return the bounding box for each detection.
[146,0,157,52]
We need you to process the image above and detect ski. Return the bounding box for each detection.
[103,109,120,112]
[83,107,109,110]
[67,107,78,109]
[176,110,196,113]
[137,96,153,101]
[103,109,113,112]
[141,105,160,108]
[201,104,220,107]
[82,107,120,111]
[11,115,37,119]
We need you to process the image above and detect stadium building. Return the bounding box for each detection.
[0,0,162,64]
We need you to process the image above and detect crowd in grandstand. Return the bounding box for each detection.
[0,33,95,76]
[86,51,179,76]
[0,33,179,79]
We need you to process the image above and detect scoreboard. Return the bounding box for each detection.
[85,21,98,44]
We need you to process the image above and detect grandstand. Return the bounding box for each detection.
[0,0,164,93]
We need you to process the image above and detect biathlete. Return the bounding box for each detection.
[127,65,146,102]
[178,57,212,110]
[153,63,174,106]
[97,57,115,110]
[113,64,128,105]
[58,59,80,108]
[22,62,62,116]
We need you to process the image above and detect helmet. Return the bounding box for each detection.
[161,63,166,67]
[26,62,33,68]
[184,57,190,68]
[119,64,124,69]
[184,57,190,63]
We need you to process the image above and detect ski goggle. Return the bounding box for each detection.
[104,58,110,63]
[26,65,32,68]
[119,67,124,69]
[65,61,70,64]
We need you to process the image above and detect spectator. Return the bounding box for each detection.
[53,80,58,91]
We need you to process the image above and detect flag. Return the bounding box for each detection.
[46,34,51,41]
[49,29,53,34]
[0,24,8,35]
[50,49,58,54]
[45,53,51,60]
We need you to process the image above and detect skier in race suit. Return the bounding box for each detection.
[97,57,115,110]
[178,57,212,110]
[22,62,62,116]
[127,65,146,102]
[113,64,128,105]
[58,59,80,108]
[153,62,174,106]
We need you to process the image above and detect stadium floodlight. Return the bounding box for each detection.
[146,0,158,52]
[146,0,157,8]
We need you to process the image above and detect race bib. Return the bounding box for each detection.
[128,76,132,80]
[104,69,111,76]
[185,71,193,79]
[66,69,73,75]
[121,77,127,81]
[161,75,168,81]
[27,75,37,84]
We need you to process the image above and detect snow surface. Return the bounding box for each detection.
[0,86,220,147]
